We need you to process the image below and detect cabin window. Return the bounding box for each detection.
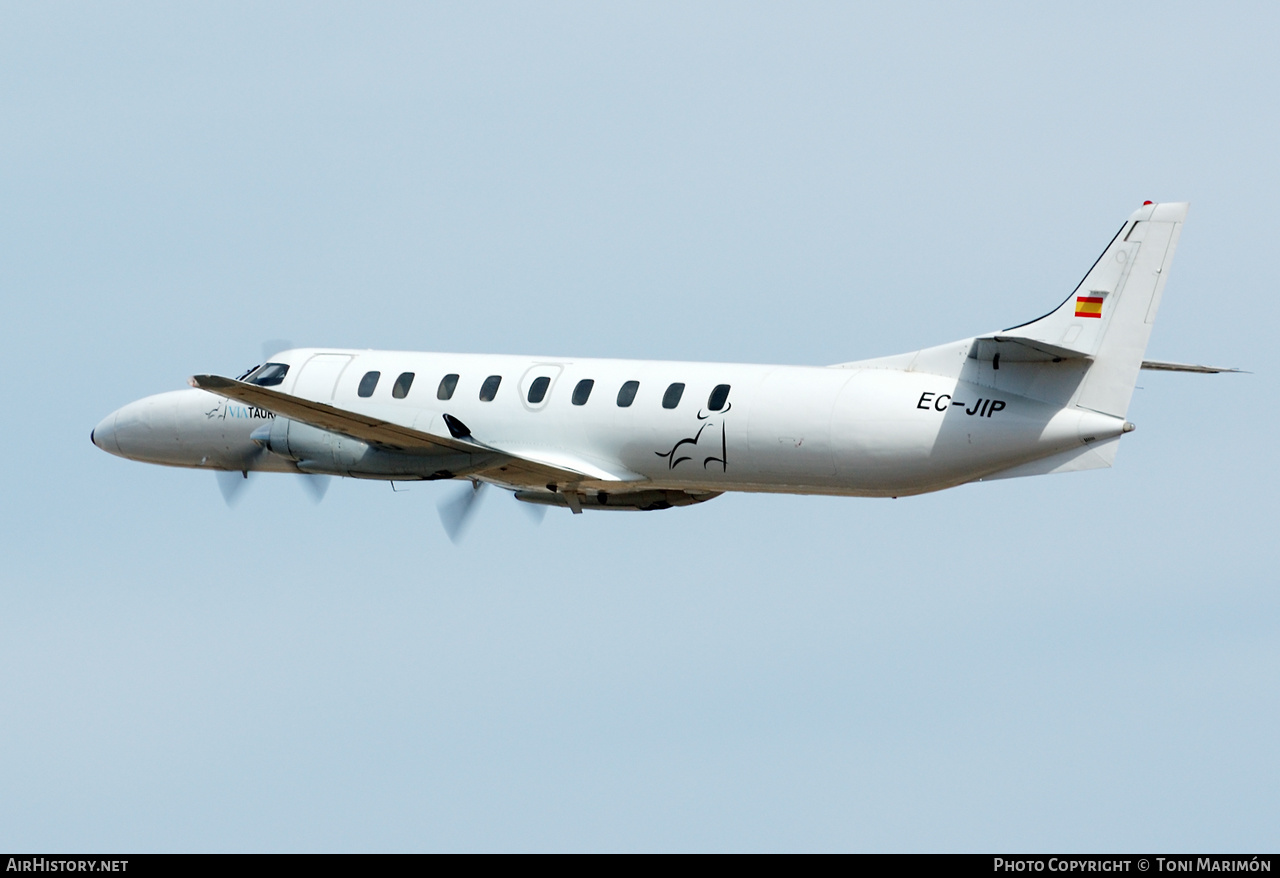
[572,379,594,406]
[246,363,289,387]
[707,384,731,411]
[392,372,415,399]
[358,371,381,398]
[479,375,502,402]
[527,375,550,404]
[617,380,639,408]
[437,373,459,400]
[662,382,685,409]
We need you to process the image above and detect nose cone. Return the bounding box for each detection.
[91,391,186,464]
[91,412,121,455]
[91,388,276,471]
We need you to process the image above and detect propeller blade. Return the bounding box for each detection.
[262,339,293,361]
[299,473,331,503]
[519,498,548,525]
[437,480,487,543]
[215,442,272,507]
[216,469,251,506]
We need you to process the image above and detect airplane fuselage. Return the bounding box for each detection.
[93,345,1129,502]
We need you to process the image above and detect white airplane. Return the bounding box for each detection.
[92,201,1231,535]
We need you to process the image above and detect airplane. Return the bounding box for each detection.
[92,201,1233,537]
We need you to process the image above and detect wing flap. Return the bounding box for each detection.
[493,447,647,484]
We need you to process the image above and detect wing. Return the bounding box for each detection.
[191,374,476,454]
[189,374,647,490]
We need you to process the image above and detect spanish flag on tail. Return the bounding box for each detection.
[1075,295,1104,318]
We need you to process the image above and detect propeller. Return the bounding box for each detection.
[215,467,330,507]
[215,338,330,508]
[299,473,331,503]
[214,442,271,507]
[437,480,487,543]
[518,498,547,525]
[216,469,252,506]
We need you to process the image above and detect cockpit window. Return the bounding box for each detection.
[358,371,381,398]
[707,384,731,411]
[662,382,685,409]
[437,373,459,400]
[392,372,415,399]
[246,363,289,387]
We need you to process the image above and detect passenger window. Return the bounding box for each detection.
[392,372,415,399]
[572,379,594,406]
[662,382,685,409]
[437,373,459,400]
[479,375,502,402]
[527,375,550,404]
[358,371,381,398]
[616,380,639,408]
[247,363,289,387]
[707,383,731,411]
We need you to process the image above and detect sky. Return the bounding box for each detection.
[1,1,1276,852]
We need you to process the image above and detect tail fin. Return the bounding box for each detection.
[999,201,1188,417]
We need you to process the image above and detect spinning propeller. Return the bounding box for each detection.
[213,339,330,507]
[436,480,548,542]
[437,480,487,543]
[208,340,539,540]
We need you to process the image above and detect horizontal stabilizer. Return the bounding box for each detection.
[1140,360,1245,374]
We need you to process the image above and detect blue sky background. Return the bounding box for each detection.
[1,1,1276,852]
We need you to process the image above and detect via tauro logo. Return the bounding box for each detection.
[207,400,275,420]
[226,404,275,420]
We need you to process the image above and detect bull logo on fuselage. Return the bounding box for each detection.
[656,404,730,472]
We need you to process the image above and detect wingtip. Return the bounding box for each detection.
[190,374,234,390]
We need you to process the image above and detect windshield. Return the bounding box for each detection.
[243,363,289,387]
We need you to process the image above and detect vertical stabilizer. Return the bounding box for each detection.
[1000,202,1188,417]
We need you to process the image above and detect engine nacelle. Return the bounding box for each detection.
[255,418,494,480]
